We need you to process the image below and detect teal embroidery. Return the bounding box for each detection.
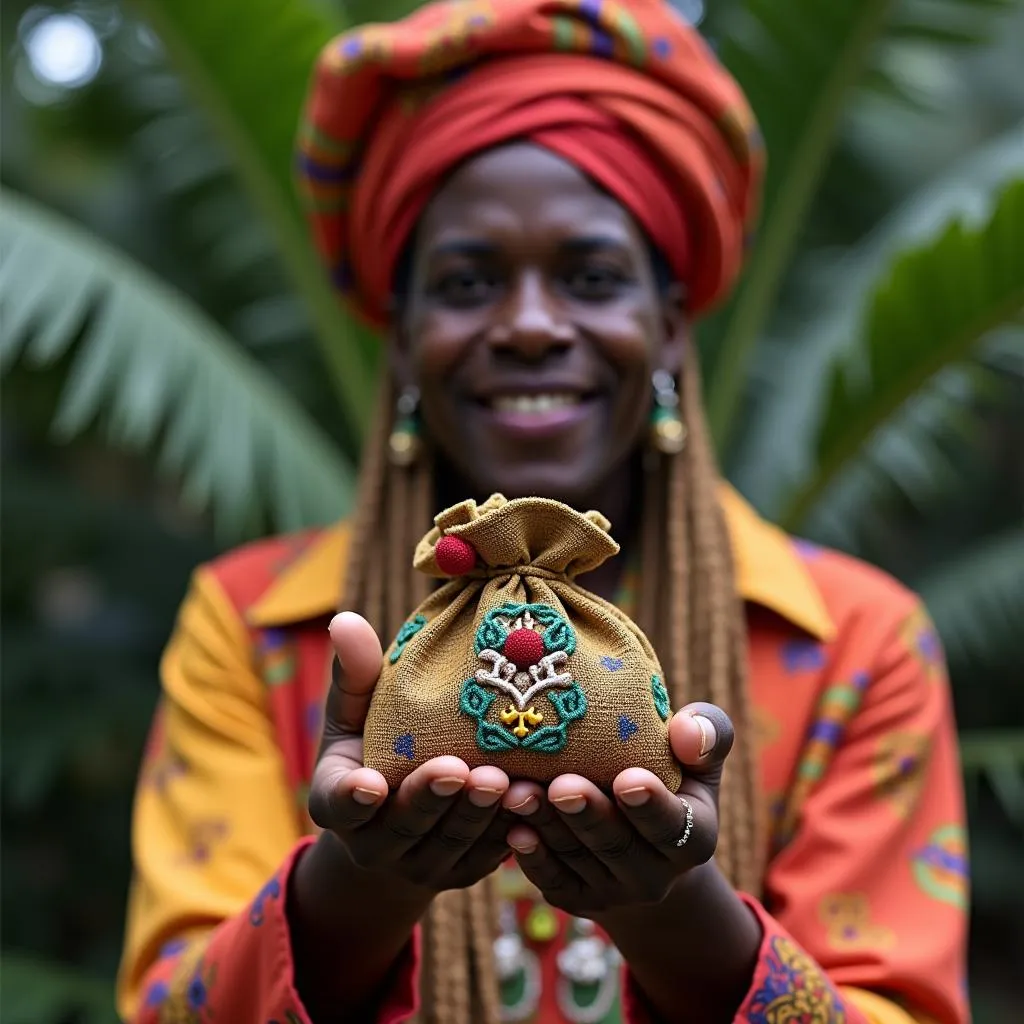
[651,674,671,721]
[389,614,427,664]
[474,602,577,657]
[459,678,587,754]
[461,603,586,754]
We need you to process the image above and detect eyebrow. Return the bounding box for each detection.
[428,234,632,258]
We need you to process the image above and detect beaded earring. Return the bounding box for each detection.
[388,385,421,467]
[649,370,687,454]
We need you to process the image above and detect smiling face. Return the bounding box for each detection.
[392,143,686,508]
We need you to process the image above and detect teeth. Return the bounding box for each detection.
[492,393,580,414]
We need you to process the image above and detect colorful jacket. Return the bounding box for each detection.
[116,487,969,1024]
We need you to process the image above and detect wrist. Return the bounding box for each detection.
[294,830,434,939]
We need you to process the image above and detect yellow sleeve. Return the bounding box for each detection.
[116,566,302,1019]
[842,987,923,1024]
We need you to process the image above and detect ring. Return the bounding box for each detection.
[675,797,694,848]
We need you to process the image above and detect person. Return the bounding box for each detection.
[115,1,969,1022]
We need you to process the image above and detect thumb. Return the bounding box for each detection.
[669,702,734,780]
[325,612,383,735]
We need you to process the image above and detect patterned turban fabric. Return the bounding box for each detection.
[296,0,764,327]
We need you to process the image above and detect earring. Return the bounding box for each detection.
[388,386,421,467]
[649,370,687,454]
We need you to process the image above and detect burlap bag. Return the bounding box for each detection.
[364,495,680,790]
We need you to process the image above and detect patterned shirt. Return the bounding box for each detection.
[116,487,969,1024]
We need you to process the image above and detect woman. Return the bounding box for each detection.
[116,2,968,1022]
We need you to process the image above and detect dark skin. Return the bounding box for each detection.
[289,144,761,1023]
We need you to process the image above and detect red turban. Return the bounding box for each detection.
[297,0,764,327]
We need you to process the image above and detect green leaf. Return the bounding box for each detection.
[0,191,354,538]
[704,0,1016,448]
[130,0,381,435]
[0,954,117,1024]
[919,527,1024,684]
[780,177,1024,527]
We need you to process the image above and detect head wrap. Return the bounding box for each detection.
[297,0,764,326]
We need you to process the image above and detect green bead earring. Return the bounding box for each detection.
[649,370,687,455]
[388,386,421,467]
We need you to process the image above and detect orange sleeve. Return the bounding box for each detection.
[757,598,969,1024]
[115,567,420,1023]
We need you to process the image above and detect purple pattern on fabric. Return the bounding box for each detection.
[809,720,844,744]
[781,639,826,673]
[394,732,415,759]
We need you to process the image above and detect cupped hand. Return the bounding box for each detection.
[307,612,512,894]
[502,702,733,917]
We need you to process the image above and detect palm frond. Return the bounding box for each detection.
[130,0,381,433]
[778,176,1024,528]
[0,191,354,538]
[919,526,1024,686]
[728,125,1024,513]
[703,0,1016,447]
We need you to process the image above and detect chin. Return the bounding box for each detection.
[470,461,607,509]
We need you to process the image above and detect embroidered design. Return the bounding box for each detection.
[178,819,229,865]
[780,639,826,673]
[747,935,846,1023]
[145,980,170,1007]
[912,824,968,909]
[819,893,896,951]
[144,750,188,793]
[772,671,870,853]
[394,732,415,760]
[618,714,639,741]
[600,655,624,671]
[873,731,929,817]
[651,674,670,721]
[158,939,189,959]
[900,605,945,681]
[460,603,586,753]
[160,935,216,1024]
[389,614,427,664]
[259,628,297,687]
[249,875,282,927]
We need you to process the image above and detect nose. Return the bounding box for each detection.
[488,270,574,361]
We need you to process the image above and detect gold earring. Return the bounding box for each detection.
[388,386,421,467]
[649,370,687,454]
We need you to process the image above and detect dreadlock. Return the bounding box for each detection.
[340,255,764,1024]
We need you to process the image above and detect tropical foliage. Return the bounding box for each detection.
[1,0,1022,1021]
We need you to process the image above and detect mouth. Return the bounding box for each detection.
[472,390,598,436]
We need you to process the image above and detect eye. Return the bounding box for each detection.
[432,267,500,308]
[563,263,632,301]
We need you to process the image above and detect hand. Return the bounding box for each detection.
[307,611,512,895]
[502,702,732,917]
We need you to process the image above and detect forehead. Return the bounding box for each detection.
[417,143,643,246]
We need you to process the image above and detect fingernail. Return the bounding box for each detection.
[691,714,717,759]
[618,786,650,807]
[552,794,586,815]
[353,787,382,806]
[509,835,538,855]
[430,777,465,798]
[507,795,538,816]
[468,786,502,808]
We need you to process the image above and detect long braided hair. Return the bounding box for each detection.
[341,344,764,1024]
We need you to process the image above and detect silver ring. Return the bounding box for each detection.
[675,797,694,848]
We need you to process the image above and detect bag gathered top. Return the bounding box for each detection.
[364,495,680,790]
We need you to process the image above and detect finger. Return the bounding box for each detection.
[325,612,383,735]
[546,776,654,884]
[370,756,471,854]
[413,766,510,872]
[507,827,588,912]
[309,759,389,833]
[612,768,716,864]
[669,702,734,776]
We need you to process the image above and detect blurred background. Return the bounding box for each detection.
[1,0,1022,1021]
